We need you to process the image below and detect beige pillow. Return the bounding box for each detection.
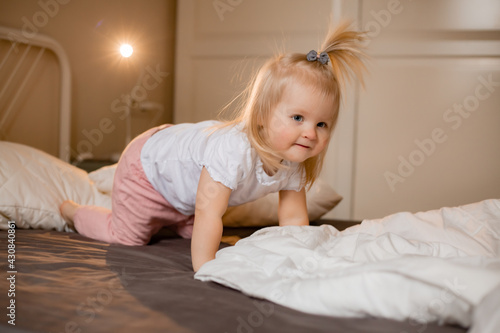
[89,165,342,227]
[88,163,116,194]
[0,142,340,231]
[222,178,342,227]
[0,142,111,231]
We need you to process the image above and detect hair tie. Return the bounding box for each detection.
[306,50,329,65]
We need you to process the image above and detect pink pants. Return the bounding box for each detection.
[74,125,194,245]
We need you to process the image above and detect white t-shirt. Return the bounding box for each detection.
[140,120,303,215]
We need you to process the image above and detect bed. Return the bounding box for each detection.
[0,25,71,163]
[1,224,476,333]
[1,26,498,333]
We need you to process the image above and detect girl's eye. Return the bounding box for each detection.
[317,122,327,128]
[292,115,303,122]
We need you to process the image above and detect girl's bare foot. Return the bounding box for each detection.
[59,200,80,231]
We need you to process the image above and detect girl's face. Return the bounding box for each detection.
[265,81,336,163]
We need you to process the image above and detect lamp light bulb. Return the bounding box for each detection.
[120,44,133,58]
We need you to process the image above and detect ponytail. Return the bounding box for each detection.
[320,20,368,100]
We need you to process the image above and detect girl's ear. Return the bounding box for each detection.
[257,116,266,135]
[256,113,265,127]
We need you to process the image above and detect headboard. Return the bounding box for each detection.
[0,26,71,162]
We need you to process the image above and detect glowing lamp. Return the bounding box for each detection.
[120,44,133,58]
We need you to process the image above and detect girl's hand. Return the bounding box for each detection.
[278,188,309,226]
[191,167,231,272]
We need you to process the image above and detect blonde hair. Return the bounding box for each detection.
[220,21,367,188]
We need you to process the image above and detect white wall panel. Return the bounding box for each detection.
[354,58,500,219]
[175,0,500,220]
[351,0,500,219]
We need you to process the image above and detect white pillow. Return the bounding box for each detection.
[88,163,116,194]
[0,142,111,231]
[89,164,342,227]
[222,178,342,227]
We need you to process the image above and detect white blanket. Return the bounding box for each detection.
[195,199,500,328]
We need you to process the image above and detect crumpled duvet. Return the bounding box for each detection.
[195,199,500,328]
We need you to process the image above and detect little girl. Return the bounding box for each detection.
[60,22,367,272]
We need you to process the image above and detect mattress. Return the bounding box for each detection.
[0,225,468,333]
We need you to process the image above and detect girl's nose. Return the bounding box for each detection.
[303,126,317,140]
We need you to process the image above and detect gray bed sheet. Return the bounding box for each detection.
[0,225,468,333]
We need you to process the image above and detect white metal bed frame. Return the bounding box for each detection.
[0,26,71,162]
